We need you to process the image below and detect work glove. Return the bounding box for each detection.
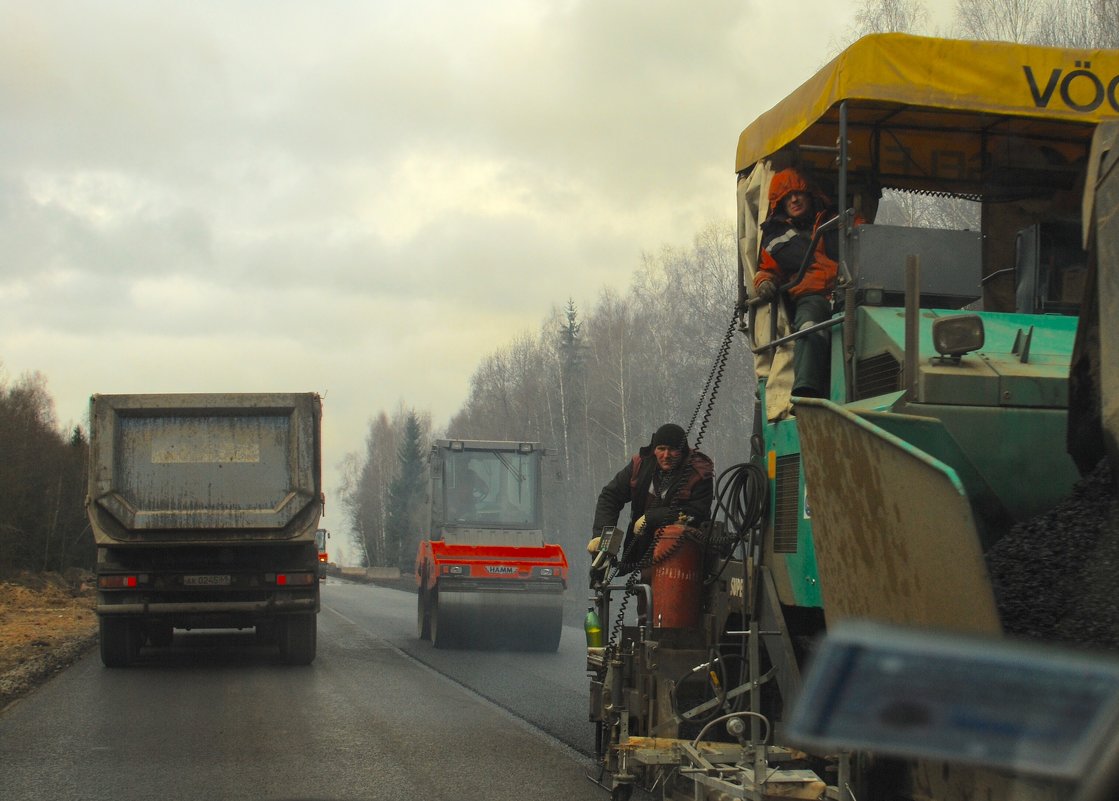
[756,279,777,303]
[589,535,611,588]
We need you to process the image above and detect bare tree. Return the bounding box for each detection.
[875,190,980,229]
[335,451,368,566]
[1034,0,1119,47]
[851,0,930,37]
[955,0,1042,41]
[952,0,1119,46]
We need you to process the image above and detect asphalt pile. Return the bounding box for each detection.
[986,458,1119,651]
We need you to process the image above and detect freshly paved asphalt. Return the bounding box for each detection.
[0,581,605,801]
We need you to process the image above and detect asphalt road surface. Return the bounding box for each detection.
[0,581,607,801]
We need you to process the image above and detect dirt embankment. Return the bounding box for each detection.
[0,571,97,709]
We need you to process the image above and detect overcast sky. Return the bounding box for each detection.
[1,0,866,518]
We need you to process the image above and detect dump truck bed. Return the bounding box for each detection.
[87,393,323,667]
[87,392,323,545]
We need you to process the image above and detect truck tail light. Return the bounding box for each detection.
[99,575,144,589]
[265,573,317,586]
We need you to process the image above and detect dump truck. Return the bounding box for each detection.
[415,439,568,651]
[588,33,1119,801]
[87,392,324,667]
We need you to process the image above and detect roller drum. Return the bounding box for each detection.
[431,585,563,651]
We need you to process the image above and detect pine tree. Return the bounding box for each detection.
[384,411,427,570]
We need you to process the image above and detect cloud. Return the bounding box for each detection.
[0,0,857,510]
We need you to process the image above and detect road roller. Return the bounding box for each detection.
[415,439,568,651]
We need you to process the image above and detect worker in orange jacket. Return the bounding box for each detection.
[754,168,854,398]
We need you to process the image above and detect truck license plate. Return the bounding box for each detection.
[183,574,231,586]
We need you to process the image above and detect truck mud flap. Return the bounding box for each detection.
[792,398,1001,634]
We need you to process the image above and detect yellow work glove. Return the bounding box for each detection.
[587,536,601,555]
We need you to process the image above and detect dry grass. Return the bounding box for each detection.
[0,572,97,705]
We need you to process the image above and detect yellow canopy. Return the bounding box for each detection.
[736,34,1119,195]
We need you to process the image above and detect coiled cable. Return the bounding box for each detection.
[705,461,767,585]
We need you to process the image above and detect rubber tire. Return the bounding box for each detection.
[146,622,174,648]
[100,618,140,668]
[417,590,431,641]
[280,613,317,665]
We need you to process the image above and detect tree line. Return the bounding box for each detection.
[850,0,1118,47]
[0,371,91,576]
[338,222,756,597]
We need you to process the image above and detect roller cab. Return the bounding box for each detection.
[415,440,568,651]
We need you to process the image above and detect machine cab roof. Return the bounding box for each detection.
[736,33,1119,180]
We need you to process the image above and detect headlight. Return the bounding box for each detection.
[932,315,984,358]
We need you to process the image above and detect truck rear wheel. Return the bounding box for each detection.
[280,613,317,665]
[100,618,140,667]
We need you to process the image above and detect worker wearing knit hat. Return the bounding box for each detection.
[588,423,714,574]
[649,423,687,449]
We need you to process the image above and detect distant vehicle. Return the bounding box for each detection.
[87,392,324,667]
[415,439,568,651]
